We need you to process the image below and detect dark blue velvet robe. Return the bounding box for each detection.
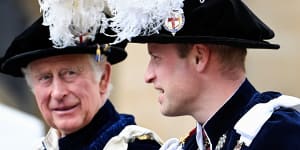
[183,79,300,150]
[58,100,161,150]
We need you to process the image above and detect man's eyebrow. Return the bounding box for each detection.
[148,51,153,55]
[60,65,84,72]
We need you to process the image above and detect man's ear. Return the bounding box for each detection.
[192,44,210,72]
[99,63,111,95]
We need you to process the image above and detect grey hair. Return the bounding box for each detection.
[88,55,113,100]
[21,54,112,100]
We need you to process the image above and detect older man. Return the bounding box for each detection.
[0,16,162,150]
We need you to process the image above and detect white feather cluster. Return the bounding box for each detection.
[38,0,108,48]
[106,0,184,44]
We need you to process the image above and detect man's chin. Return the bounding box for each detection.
[54,121,83,136]
[160,108,178,117]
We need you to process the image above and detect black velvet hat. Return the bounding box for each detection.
[131,0,279,49]
[0,16,127,77]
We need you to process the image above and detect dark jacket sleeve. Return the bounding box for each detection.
[128,139,161,150]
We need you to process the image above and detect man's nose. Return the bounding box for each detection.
[144,64,155,84]
[51,78,68,100]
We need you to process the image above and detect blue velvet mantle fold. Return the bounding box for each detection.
[183,79,300,150]
[58,100,160,150]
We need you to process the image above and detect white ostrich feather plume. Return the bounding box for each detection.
[106,0,184,44]
[38,0,108,48]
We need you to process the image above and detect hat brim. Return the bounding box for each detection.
[0,45,127,77]
[131,34,280,49]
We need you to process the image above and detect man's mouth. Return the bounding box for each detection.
[53,104,78,112]
[155,88,165,103]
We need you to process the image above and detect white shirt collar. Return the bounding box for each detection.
[196,123,204,150]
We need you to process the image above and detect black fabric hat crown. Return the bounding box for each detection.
[131,0,279,49]
[0,16,127,77]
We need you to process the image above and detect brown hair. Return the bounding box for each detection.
[174,43,193,58]
[174,43,247,79]
[207,44,247,77]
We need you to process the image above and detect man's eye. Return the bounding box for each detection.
[66,70,76,76]
[38,74,52,83]
[151,55,160,61]
[61,68,80,81]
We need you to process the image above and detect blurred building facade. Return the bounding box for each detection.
[0,0,299,141]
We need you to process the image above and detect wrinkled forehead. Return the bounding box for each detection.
[31,54,90,64]
[28,54,91,71]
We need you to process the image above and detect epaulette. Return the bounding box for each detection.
[179,128,196,145]
[136,134,153,141]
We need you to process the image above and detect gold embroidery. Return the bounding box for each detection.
[202,130,211,150]
[203,137,210,150]
[136,134,152,140]
[179,128,197,146]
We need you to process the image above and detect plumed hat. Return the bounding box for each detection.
[108,0,279,49]
[0,16,127,77]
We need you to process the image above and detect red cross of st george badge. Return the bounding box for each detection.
[163,10,185,36]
